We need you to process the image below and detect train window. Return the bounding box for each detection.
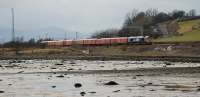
[140,38,145,42]
[130,38,134,42]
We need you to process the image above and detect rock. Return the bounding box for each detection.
[55,63,63,66]
[196,86,200,91]
[163,65,167,67]
[150,89,155,91]
[104,81,119,85]
[17,71,24,73]
[56,75,64,78]
[147,82,153,85]
[113,90,120,92]
[132,62,144,64]
[64,73,68,75]
[52,86,56,88]
[80,92,86,96]
[0,79,2,81]
[68,68,74,71]
[164,62,173,66]
[132,76,137,79]
[136,74,144,77]
[74,83,82,88]
[51,67,57,69]
[139,85,145,87]
[69,61,76,64]
[0,91,4,93]
[88,91,96,94]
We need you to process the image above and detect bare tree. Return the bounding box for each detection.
[171,10,186,19]
[92,28,119,38]
[145,8,158,17]
[123,9,139,27]
[188,9,196,16]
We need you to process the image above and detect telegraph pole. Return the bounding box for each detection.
[11,8,15,42]
[64,32,67,40]
[76,32,78,40]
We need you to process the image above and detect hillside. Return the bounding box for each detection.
[154,19,200,42]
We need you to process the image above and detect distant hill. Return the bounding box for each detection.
[153,19,200,42]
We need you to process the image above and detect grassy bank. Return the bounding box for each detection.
[0,41,200,60]
[154,19,200,42]
[153,30,200,42]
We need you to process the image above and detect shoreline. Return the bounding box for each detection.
[0,55,200,63]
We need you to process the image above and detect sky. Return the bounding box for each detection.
[0,0,200,42]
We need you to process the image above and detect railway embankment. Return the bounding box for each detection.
[0,42,200,62]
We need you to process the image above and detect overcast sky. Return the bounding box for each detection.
[0,0,200,42]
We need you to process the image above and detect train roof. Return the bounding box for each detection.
[129,36,149,38]
[41,40,63,43]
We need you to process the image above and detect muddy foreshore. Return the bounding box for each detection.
[1,67,199,76]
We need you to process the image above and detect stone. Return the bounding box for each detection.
[0,91,4,93]
[80,92,86,96]
[104,81,119,85]
[52,86,56,88]
[56,75,64,78]
[55,63,63,66]
[74,83,82,88]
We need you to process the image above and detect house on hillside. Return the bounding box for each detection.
[152,20,179,37]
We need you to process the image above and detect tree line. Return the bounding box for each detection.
[0,37,53,48]
[92,9,198,38]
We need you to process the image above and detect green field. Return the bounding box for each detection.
[154,19,200,42]
[153,30,200,42]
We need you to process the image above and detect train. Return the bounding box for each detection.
[42,36,149,47]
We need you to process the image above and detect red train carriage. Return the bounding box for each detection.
[110,37,128,44]
[55,40,64,46]
[103,38,112,45]
[45,41,58,47]
[82,39,96,45]
[63,40,73,46]
[95,38,110,45]
[73,39,84,45]
[42,36,148,47]
[42,40,63,47]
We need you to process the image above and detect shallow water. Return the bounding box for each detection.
[0,60,200,97]
[0,73,200,97]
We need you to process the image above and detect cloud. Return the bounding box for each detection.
[0,0,199,42]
